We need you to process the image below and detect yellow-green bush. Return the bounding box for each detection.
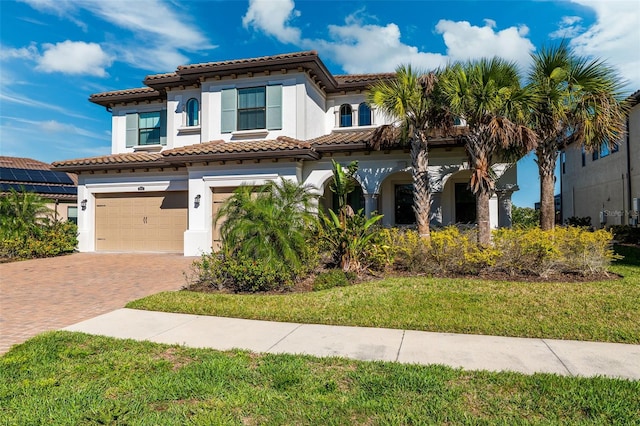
[492,227,617,277]
[379,226,616,278]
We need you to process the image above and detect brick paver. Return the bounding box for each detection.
[0,253,196,354]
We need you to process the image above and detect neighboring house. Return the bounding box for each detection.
[53,51,518,256]
[560,90,640,227]
[0,156,78,223]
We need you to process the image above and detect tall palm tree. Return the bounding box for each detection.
[528,42,627,230]
[368,65,448,241]
[214,178,318,273]
[440,58,536,245]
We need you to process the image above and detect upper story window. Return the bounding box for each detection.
[358,103,371,126]
[186,98,199,127]
[126,110,167,147]
[238,87,266,130]
[340,104,352,127]
[221,85,282,133]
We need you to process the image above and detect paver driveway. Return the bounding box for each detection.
[0,253,196,354]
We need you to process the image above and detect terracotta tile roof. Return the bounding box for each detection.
[163,137,312,157]
[90,87,159,99]
[309,129,376,147]
[89,87,164,107]
[144,72,179,81]
[334,73,396,85]
[0,156,52,170]
[177,51,319,72]
[52,152,165,169]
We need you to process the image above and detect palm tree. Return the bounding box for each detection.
[527,42,627,230]
[368,65,449,241]
[440,58,536,245]
[214,178,318,273]
[0,188,52,238]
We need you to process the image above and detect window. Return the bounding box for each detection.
[395,184,415,225]
[581,146,586,167]
[125,111,166,147]
[561,151,566,174]
[358,103,371,126]
[592,149,599,161]
[237,87,266,130]
[138,112,161,145]
[340,104,352,127]
[67,206,78,225]
[455,183,476,224]
[186,98,199,127]
[221,85,282,133]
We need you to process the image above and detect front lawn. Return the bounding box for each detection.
[1,332,638,425]
[128,248,640,344]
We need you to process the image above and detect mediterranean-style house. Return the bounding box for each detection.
[53,51,518,256]
[1,156,78,223]
[560,89,640,227]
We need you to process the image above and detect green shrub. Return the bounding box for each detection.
[319,209,383,273]
[608,225,640,245]
[187,252,297,293]
[565,216,592,227]
[0,220,77,259]
[312,269,355,291]
[511,206,540,229]
[224,255,293,292]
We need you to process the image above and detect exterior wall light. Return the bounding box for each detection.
[81,199,88,211]
[194,194,201,208]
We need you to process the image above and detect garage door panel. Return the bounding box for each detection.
[95,192,187,253]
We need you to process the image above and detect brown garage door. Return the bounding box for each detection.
[95,192,188,252]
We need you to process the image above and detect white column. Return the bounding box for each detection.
[364,193,379,217]
[430,191,443,226]
[496,186,517,228]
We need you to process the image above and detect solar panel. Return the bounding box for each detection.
[0,167,74,185]
[0,182,76,196]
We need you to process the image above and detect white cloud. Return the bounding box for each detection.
[19,0,88,31]
[0,43,39,60]
[305,22,447,74]
[243,0,301,44]
[20,0,214,72]
[36,41,113,76]
[0,90,94,120]
[242,2,535,74]
[567,0,640,91]
[550,16,584,39]
[435,20,535,68]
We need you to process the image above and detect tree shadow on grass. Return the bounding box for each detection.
[614,244,640,267]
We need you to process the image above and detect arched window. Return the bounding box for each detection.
[186,98,199,127]
[358,103,371,126]
[339,104,352,127]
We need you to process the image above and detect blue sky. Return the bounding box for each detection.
[1,0,638,208]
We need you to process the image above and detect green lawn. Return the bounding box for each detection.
[2,332,639,425]
[127,248,640,344]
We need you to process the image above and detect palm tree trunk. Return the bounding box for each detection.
[536,142,558,230]
[412,132,431,241]
[476,189,491,246]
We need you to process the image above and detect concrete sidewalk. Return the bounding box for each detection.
[64,308,640,380]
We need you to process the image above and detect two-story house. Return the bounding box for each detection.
[53,51,518,256]
[560,89,640,227]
